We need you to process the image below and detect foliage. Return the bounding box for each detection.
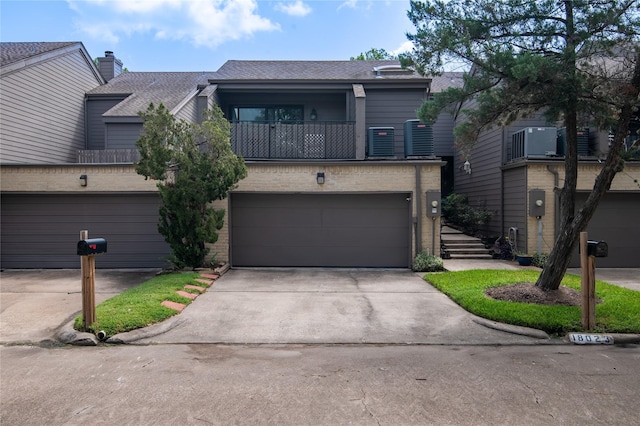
[350,48,398,61]
[423,270,640,335]
[412,252,445,272]
[441,193,492,234]
[490,236,513,260]
[135,103,247,269]
[75,272,202,337]
[533,252,549,268]
[406,0,640,290]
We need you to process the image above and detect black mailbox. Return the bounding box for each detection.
[587,240,608,258]
[77,238,107,256]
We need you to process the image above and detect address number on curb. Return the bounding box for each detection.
[569,333,614,345]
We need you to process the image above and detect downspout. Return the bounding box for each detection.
[415,165,422,256]
[546,165,560,242]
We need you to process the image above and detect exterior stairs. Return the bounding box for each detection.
[441,226,494,260]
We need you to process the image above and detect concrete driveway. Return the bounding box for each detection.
[130,269,548,345]
[0,269,158,344]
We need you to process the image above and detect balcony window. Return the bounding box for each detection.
[232,106,303,123]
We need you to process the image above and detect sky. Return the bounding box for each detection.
[0,0,420,72]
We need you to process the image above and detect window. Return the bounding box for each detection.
[232,106,304,123]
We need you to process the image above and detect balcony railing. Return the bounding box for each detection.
[231,121,356,159]
[78,149,140,164]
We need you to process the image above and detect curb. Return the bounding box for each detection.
[472,317,550,340]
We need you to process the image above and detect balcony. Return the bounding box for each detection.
[231,121,356,160]
[77,149,140,164]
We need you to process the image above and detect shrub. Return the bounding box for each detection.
[412,252,445,272]
[441,193,492,234]
[533,252,549,268]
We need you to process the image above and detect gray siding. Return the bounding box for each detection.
[0,49,102,163]
[365,89,426,157]
[105,123,143,149]
[502,167,527,249]
[86,97,126,150]
[453,125,504,236]
[174,95,199,123]
[432,111,455,157]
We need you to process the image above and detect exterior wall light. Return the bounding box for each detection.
[310,108,318,121]
[80,175,88,187]
[316,172,325,184]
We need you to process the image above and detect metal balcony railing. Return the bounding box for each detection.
[77,149,140,164]
[231,121,356,159]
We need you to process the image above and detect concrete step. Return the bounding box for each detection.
[446,253,495,260]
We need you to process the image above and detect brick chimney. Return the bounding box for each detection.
[97,51,123,82]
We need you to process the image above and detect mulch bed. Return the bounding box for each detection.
[485,282,586,306]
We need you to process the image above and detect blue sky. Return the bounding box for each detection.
[1,0,418,71]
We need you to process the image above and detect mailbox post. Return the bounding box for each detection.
[77,231,107,330]
[579,232,608,331]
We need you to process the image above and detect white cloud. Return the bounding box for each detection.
[391,41,414,56]
[68,0,280,49]
[275,1,312,17]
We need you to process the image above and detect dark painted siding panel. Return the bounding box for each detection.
[231,193,411,267]
[453,125,504,236]
[502,167,527,250]
[175,96,199,123]
[86,98,125,150]
[0,194,170,269]
[0,49,103,163]
[432,111,455,157]
[365,89,426,156]
[105,123,143,149]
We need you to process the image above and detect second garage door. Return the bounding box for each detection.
[569,192,640,267]
[231,193,411,268]
[1,194,170,269]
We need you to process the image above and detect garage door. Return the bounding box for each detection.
[569,192,640,267]
[231,193,411,267]
[1,194,170,269]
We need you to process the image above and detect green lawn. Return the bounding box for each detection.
[74,272,204,338]
[423,270,640,335]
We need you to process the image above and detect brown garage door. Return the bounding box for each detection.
[569,192,640,267]
[231,193,411,267]
[1,194,170,269]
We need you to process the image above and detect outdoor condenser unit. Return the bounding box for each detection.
[404,119,434,156]
[511,127,557,159]
[368,127,395,156]
[557,127,590,156]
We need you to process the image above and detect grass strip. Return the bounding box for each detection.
[423,270,640,335]
[74,272,203,337]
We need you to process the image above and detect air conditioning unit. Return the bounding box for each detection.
[368,127,395,157]
[404,119,434,156]
[510,127,557,159]
[557,127,590,156]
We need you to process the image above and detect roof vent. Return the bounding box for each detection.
[373,64,411,77]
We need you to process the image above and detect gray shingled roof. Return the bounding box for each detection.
[0,42,79,67]
[429,72,465,93]
[212,60,428,81]
[87,71,216,117]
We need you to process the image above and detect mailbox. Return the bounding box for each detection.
[77,238,107,256]
[587,240,608,258]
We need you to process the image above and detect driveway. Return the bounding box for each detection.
[130,269,547,345]
[0,269,158,344]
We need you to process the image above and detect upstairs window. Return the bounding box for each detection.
[232,106,304,123]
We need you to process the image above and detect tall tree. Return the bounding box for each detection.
[406,0,640,290]
[350,48,398,60]
[135,103,247,269]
